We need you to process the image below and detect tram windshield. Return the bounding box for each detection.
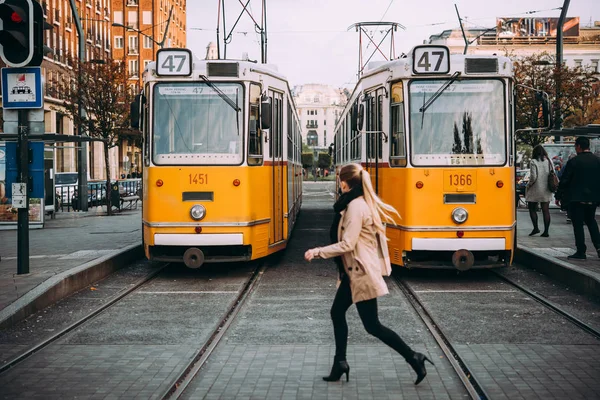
[409,79,506,166]
[152,82,244,165]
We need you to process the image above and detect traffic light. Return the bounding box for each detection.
[0,0,33,67]
[0,0,46,67]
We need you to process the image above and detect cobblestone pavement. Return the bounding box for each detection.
[0,209,142,312]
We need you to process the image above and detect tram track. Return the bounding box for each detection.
[489,269,600,339]
[392,272,490,400]
[160,262,267,400]
[0,261,169,374]
[394,266,600,400]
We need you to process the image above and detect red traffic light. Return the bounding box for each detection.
[11,11,23,23]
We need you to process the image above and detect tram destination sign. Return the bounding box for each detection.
[156,48,193,77]
[412,45,450,75]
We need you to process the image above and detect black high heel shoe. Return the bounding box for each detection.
[409,352,434,385]
[323,359,350,382]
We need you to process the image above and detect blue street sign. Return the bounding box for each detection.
[1,67,43,109]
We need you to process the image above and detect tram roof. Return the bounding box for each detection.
[143,51,288,83]
[360,52,514,80]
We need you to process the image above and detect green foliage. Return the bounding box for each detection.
[510,50,600,147]
[301,153,313,169]
[317,153,331,170]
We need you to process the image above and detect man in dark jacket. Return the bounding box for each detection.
[556,137,600,260]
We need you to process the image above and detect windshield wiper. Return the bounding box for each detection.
[200,75,241,112]
[419,71,461,114]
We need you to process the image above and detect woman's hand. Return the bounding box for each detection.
[304,248,319,262]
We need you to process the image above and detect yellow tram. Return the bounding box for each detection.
[133,49,302,268]
[333,46,516,270]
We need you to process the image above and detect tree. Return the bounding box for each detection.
[48,57,136,215]
[512,51,600,147]
[301,153,313,169]
[451,123,462,154]
[317,152,331,170]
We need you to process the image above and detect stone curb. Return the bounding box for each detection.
[515,245,600,300]
[0,243,143,329]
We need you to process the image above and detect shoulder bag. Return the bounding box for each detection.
[547,159,559,193]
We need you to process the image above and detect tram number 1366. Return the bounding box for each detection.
[189,173,208,184]
[449,174,472,186]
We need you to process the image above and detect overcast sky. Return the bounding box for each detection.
[186,0,599,89]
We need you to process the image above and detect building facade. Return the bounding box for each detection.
[1,0,186,181]
[428,18,600,73]
[292,84,348,150]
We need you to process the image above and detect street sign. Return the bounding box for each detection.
[1,66,42,109]
[12,182,26,208]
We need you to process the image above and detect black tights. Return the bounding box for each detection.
[528,201,551,234]
[330,275,414,362]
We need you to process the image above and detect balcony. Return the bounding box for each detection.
[306,122,318,129]
[127,0,139,6]
[128,46,139,55]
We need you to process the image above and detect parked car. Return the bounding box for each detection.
[55,172,78,206]
[87,181,107,206]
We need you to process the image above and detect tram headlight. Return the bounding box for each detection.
[451,207,468,224]
[190,204,206,221]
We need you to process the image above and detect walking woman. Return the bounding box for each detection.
[526,145,554,236]
[304,163,433,385]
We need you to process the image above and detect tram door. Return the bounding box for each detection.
[365,88,384,194]
[270,92,284,244]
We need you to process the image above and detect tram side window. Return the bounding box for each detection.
[249,83,263,165]
[390,82,406,167]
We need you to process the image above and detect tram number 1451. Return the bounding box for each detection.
[189,173,208,184]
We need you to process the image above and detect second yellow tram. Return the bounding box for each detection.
[334,46,516,270]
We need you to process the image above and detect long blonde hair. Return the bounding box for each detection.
[339,163,401,232]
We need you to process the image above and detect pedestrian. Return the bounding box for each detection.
[556,152,577,224]
[525,144,553,237]
[304,163,433,385]
[556,137,600,260]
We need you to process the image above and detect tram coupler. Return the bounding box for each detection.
[452,249,474,271]
[183,248,205,269]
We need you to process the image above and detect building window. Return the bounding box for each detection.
[307,130,318,146]
[128,36,139,54]
[324,131,327,146]
[142,11,152,25]
[115,36,124,49]
[127,11,138,29]
[324,119,326,126]
[129,59,139,77]
[574,59,582,68]
[114,11,123,24]
[143,36,153,49]
[592,59,599,73]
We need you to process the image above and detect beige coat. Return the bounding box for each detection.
[316,196,392,303]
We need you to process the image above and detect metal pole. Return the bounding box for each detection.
[17,109,29,275]
[555,0,570,140]
[69,0,88,210]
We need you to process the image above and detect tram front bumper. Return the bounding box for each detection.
[411,238,505,251]
[154,233,244,246]
[405,238,510,269]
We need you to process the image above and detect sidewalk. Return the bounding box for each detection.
[0,208,143,328]
[515,207,600,298]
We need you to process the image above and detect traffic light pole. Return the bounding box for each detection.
[68,0,88,211]
[17,109,30,275]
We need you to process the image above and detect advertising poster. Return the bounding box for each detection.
[0,143,43,226]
